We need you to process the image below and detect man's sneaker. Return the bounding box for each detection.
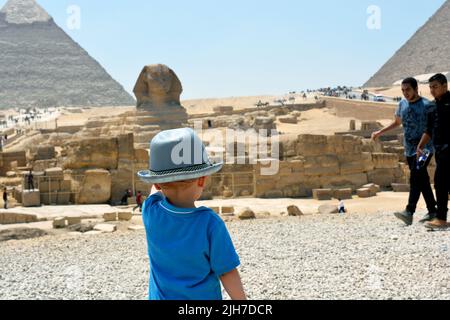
[419,212,437,223]
[394,210,414,226]
[425,219,448,230]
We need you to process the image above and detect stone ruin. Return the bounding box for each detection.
[0,63,416,211]
[1,132,150,209]
[200,133,408,200]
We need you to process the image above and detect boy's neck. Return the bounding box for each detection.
[166,196,196,209]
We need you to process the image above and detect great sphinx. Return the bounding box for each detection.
[133,64,184,109]
[132,64,188,147]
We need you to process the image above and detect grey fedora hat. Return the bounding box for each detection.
[138,128,223,184]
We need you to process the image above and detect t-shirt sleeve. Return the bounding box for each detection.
[394,102,402,118]
[142,192,164,225]
[209,219,241,277]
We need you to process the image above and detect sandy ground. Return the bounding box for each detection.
[51,98,393,137]
[0,192,428,234]
[199,191,426,217]
[276,108,391,135]
[182,94,316,115]
[0,204,121,225]
[3,90,398,137]
[1,207,449,300]
[56,106,135,127]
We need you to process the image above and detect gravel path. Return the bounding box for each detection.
[1,212,450,300]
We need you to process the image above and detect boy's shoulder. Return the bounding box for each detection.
[143,194,223,224]
[202,206,224,223]
[145,192,164,205]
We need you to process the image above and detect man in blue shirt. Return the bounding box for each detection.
[372,77,437,225]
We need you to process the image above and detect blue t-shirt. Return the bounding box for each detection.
[142,192,240,300]
[395,97,435,157]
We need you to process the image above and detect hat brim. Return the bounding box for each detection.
[137,162,224,184]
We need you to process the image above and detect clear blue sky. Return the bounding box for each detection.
[1,0,446,99]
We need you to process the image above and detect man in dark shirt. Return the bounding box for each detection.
[3,187,7,210]
[372,77,437,225]
[418,73,450,229]
[27,170,34,190]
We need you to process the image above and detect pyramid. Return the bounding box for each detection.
[364,0,450,88]
[0,0,135,108]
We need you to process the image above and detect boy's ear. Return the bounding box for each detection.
[197,177,206,187]
[154,184,162,190]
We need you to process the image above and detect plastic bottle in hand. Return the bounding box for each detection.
[417,149,431,170]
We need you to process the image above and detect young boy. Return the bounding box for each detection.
[138,128,246,300]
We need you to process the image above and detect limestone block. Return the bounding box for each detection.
[45,167,64,178]
[14,188,22,203]
[128,225,145,231]
[53,217,66,229]
[67,217,82,226]
[39,181,55,193]
[118,133,135,160]
[83,231,104,236]
[261,190,284,199]
[363,183,380,196]
[367,169,397,188]
[36,146,56,161]
[134,149,149,163]
[94,224,117,233]
[372,153,399,169]
[59,180,72,192]
[118,212,132,221]
[6,171,16,178]
[304,155,340,176]
[327,135,363,154]
[57,192,70,205]
[22,190,40,207]
[333,188,353,200]
[213,106,234,114]
[296,134,329,156]
[391,183,410,192]
[357,188,372,198]
[62,138,119,170]
[313,189,333,201]
[278,115,298,124]
[287,205,303,216]
[339,161,365,175]
[221,206,235,214]
[40,193,57,205]
[103,212,117,222]
[238,208,256,220]
[321,173,368,191]
[77,169,111,204]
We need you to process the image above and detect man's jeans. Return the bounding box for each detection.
[434,149,450,221]
[406,155,437,214]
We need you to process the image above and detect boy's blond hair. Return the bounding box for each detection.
[157,178,199,191]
